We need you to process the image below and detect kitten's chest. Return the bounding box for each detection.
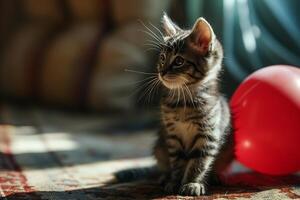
[162,107,199,144]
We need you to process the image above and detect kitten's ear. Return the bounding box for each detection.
[189,18,215,54]
[162,13,180,37]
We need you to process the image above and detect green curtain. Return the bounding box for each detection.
[186,0,300,95]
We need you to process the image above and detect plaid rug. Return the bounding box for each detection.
[0,104,299,200]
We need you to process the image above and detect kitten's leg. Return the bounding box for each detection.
[153,135,170,172]
[164,134,186,193]
[153,135,170,185]
[179,155,215,196]
[180,130,221,196]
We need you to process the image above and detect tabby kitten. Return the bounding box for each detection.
[153,14,232,196]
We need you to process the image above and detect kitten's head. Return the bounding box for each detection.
[157,13,223,89]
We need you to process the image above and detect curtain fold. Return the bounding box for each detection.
[186,0,300,96]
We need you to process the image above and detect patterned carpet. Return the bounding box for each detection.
[0,104,299,200]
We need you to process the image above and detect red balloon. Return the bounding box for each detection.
[230,65,300,175]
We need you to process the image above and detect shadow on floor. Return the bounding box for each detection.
[5,173,300,200]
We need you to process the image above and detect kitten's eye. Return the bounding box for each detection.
[174,56,184,66]
[160,54,166,62]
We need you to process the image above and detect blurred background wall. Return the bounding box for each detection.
[0,0,299,113]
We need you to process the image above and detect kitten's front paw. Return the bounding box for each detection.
[179,182,206,196]
[164,181,179,194]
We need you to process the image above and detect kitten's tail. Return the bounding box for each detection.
[115,166,160,182]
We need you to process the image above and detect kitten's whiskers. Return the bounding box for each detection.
[144,43,161,49]
[138,20,164,44]
[149,22,165,40]
[181,87,187,111]
[128,76,157,98]
[170,89,176,102]
[176,87,181,108]
[125,69,157,75]
[126,75,158,86]
[146,78,160,104]
[137,77,158,103]
[184,84,196,109]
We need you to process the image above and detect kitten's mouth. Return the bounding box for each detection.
[158,74,186,89]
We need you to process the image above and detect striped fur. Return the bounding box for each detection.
[153,14,233,196]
